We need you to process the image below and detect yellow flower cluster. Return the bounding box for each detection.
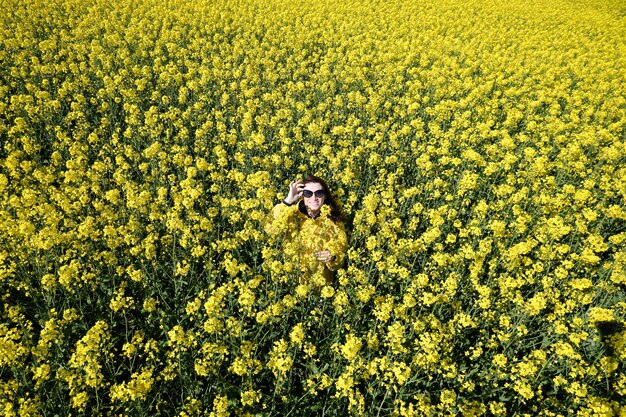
[1,0,625,415]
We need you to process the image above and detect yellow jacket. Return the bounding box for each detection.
[264,202,348,285]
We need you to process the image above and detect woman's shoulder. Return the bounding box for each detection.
[264,202,302,234]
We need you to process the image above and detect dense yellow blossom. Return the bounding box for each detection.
[1,0,625,414]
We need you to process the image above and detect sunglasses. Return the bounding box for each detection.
[302,189,326,198]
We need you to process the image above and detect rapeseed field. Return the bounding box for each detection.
[1,0,625,415]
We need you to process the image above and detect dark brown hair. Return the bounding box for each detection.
[300,175,344,223]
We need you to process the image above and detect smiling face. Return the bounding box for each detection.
[302,182,326,214]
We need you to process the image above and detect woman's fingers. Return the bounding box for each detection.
[315,250,332,262]
[290,181,304,198]
[289,181,301,196]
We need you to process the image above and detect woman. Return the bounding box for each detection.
[264,175,348,286]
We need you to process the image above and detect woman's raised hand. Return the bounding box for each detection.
[285,180,304,205]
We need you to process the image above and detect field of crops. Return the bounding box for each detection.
[1,0,625,415]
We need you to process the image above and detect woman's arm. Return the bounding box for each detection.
[264,180,304,235]
[263,202,299,236]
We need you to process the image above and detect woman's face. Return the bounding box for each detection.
[302,182,326,213]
